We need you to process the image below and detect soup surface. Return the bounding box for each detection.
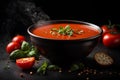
[32,23,100,40]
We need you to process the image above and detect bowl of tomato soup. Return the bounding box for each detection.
[27,20,102,68]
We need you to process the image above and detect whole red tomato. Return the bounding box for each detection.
[101,25,117,36]
[16,57,35,69]
[102,32,120,48]
[6,42,21,54]
[12,35,26,44]
[101,25,110,36]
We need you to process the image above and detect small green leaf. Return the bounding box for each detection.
[58,27,65,35]
[21,41,30,51]
[78,63,84,70]
[27,50,36,57]
[70,63,85,72]
[64,25,71,31]
[47,65,60,71]
[10,49,26,60]
[37,61,48,75]
[58,25,73,36]
[70,64,79,72]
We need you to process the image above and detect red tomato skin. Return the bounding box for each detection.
[12,35,26,44]
[102,33,120,48]
[101,25,110,36]
[6,42,21,54]
[101,25,117,36]
[16,57,35,69]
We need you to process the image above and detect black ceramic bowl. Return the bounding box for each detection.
[27,20,102,68]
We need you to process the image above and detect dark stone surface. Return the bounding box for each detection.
[0,34,120,80]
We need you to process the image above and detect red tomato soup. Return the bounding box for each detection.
[32,23,100,40]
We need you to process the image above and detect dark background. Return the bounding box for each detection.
[37,0,120,25]
[0,0,120,25]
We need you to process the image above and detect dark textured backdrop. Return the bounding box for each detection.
[37,0,120,24]
[0,0,120,32]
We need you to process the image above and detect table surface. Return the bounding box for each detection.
[0,34,120,80]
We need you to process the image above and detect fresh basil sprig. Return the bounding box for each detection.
[51,25,74,36]
[37,61,48,75]
[59,25,73,36]
[9,41,39,60]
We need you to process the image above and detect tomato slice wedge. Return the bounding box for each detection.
[16,57,35,69]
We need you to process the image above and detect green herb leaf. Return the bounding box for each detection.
[47,65,60,71]
[50,24,85,36]
[21,41,30,51]
[78,63,84,70]
[70,64,79,72]
[27,48,39,59]
[55,25,74,36]
[27,50,36,57]
[58,26,65,35]
[9,49,26,60]
[70,63,84,72]
[37,61,48,75]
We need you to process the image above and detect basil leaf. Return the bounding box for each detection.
[58,26,65,35]
[78,63,84,70]
[47,65,60,71]
[21,41,30,51]
[58,25,73,36]
[27,50,36,57]
[64,25,71,31]
[70,64,79,72]
[37,61,48,75]
[10,49,26,60]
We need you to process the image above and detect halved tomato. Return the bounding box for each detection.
[16,57,35,69]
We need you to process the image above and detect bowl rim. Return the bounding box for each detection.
[27,20,103,41]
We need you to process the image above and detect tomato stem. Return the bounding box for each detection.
[107,20,114,29]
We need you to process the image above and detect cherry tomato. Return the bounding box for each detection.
[12,35,26,44]
[102,33,120,48]
[16,57,35,69]
[101,25,117,36]
[101,25,110,36]
[6,42,21,54]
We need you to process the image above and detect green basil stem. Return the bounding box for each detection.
[37,61,48,75]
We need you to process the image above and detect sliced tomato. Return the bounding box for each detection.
[16,57,35,69]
